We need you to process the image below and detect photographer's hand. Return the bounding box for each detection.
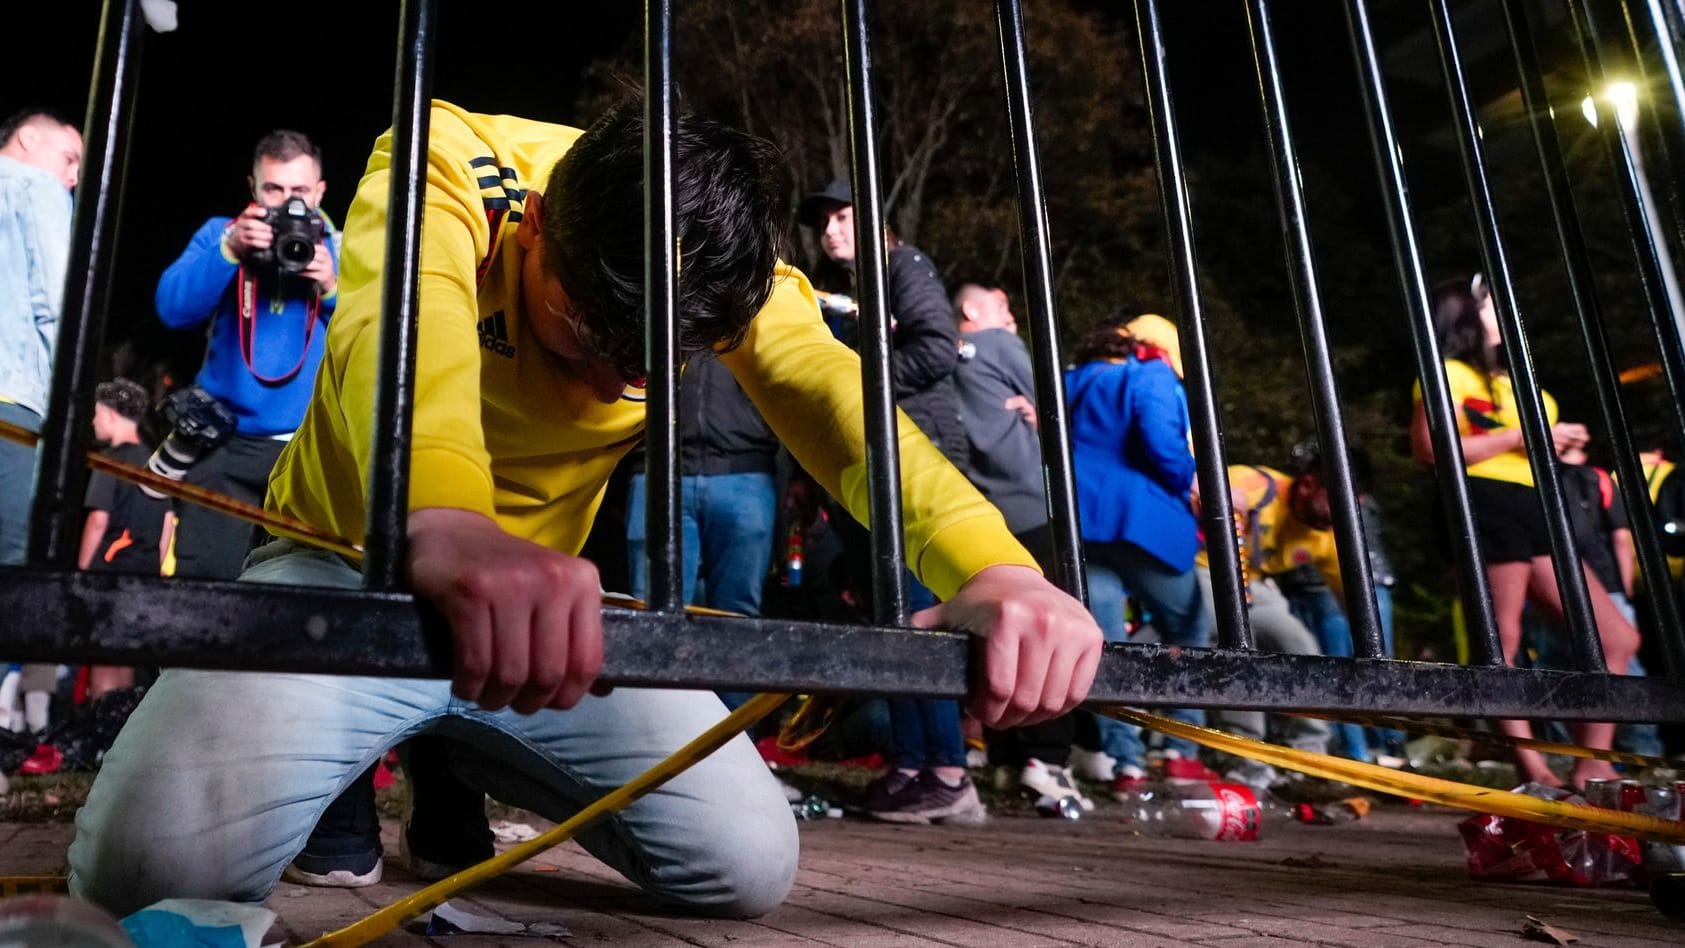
[301,243,336,295]
[223,203,272,258]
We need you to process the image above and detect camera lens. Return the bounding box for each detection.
[275,234,315,271]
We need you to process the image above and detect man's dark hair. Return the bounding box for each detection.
[0,108,75,148]
[253,129,322,170]
[95,378,150,424]
[541,99,789,381]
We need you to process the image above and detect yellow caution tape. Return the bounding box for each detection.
[299,691,787,948]
[1298,710,1679,771]
[1097,705,1685,843]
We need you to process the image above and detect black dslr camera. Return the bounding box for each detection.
[141,387,238,499]
[246,196,326,274]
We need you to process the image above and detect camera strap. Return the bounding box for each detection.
[237,266,321,385]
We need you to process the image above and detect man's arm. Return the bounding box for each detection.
[1613,528,1635,597]
[886,248,960,399]
[77,510,108,570]
[722,269,1101,726]
[22,174,71,335]
[155,218,241,329]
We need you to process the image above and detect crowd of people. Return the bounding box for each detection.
[0,94,1681,923]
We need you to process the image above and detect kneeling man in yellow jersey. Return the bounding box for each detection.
[68,100,1103,917]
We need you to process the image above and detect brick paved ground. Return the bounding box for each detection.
[4,805,1681,946]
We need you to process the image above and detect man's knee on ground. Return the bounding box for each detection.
[663,806,798,918]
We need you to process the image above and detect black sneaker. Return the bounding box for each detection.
[283,767,384,888]
[866,771,986,825]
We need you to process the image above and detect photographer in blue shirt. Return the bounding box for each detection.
[154,130,338,579]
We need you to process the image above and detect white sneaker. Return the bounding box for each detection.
[1067,747,1117,783]
[1222,760,1280,791]
[1021,758,1095,812]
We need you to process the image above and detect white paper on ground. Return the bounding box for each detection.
[490,820,540,843]
[427,901,572,938]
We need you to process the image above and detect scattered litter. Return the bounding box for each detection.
[424,901,572,939]
[1520,915,1578,945]
[1293,797,1370,825]
[1460,783,1643,888]
[122,898,276,948]
[1280,853,1335,869]
[491,820,541,843]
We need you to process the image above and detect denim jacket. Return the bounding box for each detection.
[0,154,72,416]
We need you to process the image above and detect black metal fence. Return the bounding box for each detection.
[6,0,1685,725]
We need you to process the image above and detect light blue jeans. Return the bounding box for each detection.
[68,540,798,918]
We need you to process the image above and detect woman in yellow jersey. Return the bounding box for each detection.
[1409,275,1636,788]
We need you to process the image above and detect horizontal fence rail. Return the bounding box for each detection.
[3,567,1684,721]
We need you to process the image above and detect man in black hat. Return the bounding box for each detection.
[798,177,980,823]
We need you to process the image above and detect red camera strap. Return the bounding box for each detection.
[237,265,321,385]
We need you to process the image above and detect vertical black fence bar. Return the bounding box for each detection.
[1132,0,1253,651]
[1568,0,1685,557]
[1430,0,1604,671]
[841,0,909,625]
[26,0,144,567]
[361,0,438,591]
[1244,0,1384,658]
[1503,0,1685,677]
[992,0,1086,604]
[643,0,682,613]
[1343,0,1503,666]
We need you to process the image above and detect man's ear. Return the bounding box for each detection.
[311,179,326,206]
[14,124,40,152]
[515,190,545,250]
[247,174,257,200]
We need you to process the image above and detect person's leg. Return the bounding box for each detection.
[0,402,41,566]
[1104,543,1206,758]
[1367,584,1406,756]
[1285,588,1369,762]
[1246,581,1331,755]
[695,472,776,617]
[695,472,776,710]
[625,473,703,605]
[1521,558,1638,785]
[626,473,647,600]
[171,437,284,580]
[435,688,798,916]
[1486,560,1559,785]
[1606,593,1665,757]
[1084,556,1146,771]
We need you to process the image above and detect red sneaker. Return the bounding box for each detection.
[1163,757,1223,782]
[19,744,63,776]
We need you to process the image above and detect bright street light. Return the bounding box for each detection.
[1582,80,1641,128]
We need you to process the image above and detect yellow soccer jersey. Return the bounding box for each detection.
[1413,359,1558,488]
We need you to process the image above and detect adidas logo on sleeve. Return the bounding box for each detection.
[477,311,515,358]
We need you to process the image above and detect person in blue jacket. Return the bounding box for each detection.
[155,130,338,580]
[1065,312,1208,782]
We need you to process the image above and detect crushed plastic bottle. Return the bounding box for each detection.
[1459,782,1643,887]
[1117,780,1261,841]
